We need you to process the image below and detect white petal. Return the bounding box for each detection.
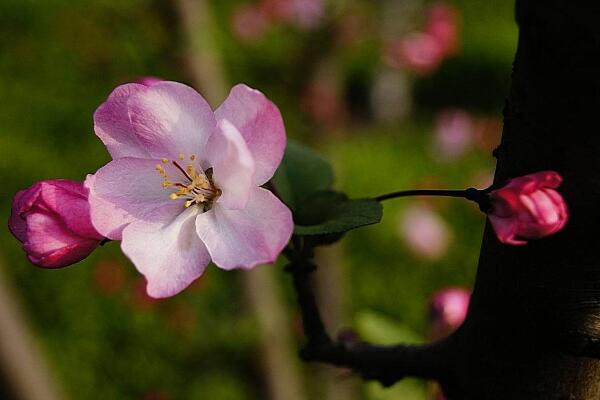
[121,207,210,298]
[196,187,293,270]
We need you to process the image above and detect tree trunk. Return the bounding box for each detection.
[448,1,600,398]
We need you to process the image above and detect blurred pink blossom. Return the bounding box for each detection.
[301,79,346,129]
[291,0,324,29]
[397,203,451,260]
[433,109,475,160]
[384,2,461,75]
[231,4,268,42]
[384,33,444,75]
[489,171,568,245]
[424,2,460,56]
[260,0,324,30]
[429,287,470,339]
[9,179,104,268]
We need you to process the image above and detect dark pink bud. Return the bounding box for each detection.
[429,287,470,339]
[8,179,104,268]
[488,171,569,245]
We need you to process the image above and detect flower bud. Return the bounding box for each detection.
[8,179,104,268]
[488,171,568,245]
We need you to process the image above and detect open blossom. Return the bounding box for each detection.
[88,81,293,298]
[8,180,104,268]
[488,171,568,245]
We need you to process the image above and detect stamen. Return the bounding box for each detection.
[161,158,169,164]
[178,153,185,160]
[172,161,193,181]
[190,154,196,161]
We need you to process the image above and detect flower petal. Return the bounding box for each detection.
[208,119,255,210]
[23,210,100,268]
[121,207,210,298]
[195,187,293,270]
[94,83,151,159]
[87,158,186,239]
[127,81,217,160]
[488,215,527,245]
[8,188,35,242]
[35,180,103,239]
[215,84,286,185]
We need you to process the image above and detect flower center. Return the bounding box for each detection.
[155,153,221,211]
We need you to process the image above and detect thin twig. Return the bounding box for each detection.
[284,237,454,387]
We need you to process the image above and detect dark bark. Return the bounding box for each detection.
[448,1,600,398]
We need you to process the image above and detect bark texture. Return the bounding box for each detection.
[448,1,600,398]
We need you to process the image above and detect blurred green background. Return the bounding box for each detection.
[0,0,515,399]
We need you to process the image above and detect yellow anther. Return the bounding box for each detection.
[184,200,195,208]
[178,153,185,160]
[155,164,164,171]
[162,181,172,188]
[169,193,179,200]
[161,158,169,164]
[190,154,196,161]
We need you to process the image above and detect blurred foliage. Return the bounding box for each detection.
[0,0,514,399]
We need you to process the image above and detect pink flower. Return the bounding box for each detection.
[231,5,268,42]
[433,109,474,160]
[424,2,460,57]
[488,171,569,245]
[88,81,293,298]
[384,33,445,75]
[8,179,104,268]
[397,203,451,260]
[291,0,324,30]
[429,287,470,339]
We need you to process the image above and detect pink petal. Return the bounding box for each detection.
[488,215,527,245]
[85,174,134,240]
[208,119,255,210]
[121,207,210,298]
[87,158,185,238]
[94,83,151,159]
[35,180,102,239]
[23,211,99,268]
[215,84,286,185]
[127,81,217,161]
[195,187,293,270]
[8,189,32,242]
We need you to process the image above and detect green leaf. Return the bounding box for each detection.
[271,139,334,209]
[294,191,382,236]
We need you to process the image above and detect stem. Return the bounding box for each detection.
[374,189,471,202]
[374,187,492,212]
[284,238,454,387]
